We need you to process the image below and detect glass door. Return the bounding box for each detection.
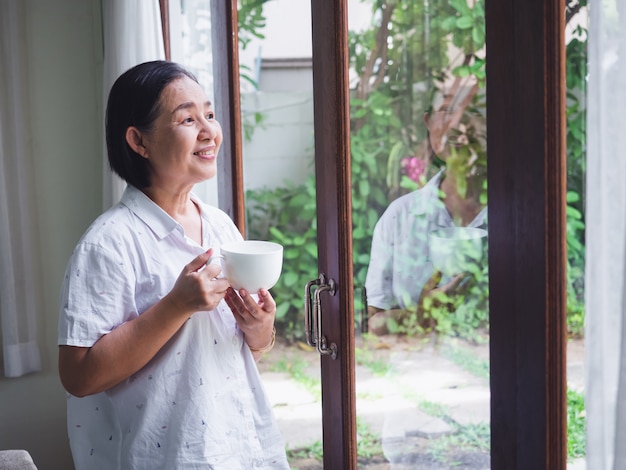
[210,0,569,468]
[349,1,490,467]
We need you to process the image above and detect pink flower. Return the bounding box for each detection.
[401,156,427,182]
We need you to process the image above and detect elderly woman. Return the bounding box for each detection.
[57,61,288,469]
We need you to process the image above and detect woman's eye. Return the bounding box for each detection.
[183,117,194,124]
[206,112,215,121]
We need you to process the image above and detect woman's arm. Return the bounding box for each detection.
[59,250,229,397]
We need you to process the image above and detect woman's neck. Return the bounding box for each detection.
[142,185,203,244]
[142,185,192,217]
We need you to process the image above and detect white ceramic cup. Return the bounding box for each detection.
[428,227,487,277]
[210,240,283,292]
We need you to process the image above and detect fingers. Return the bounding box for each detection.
[203,263,222,280]
[224,287,244,316]
[224,288,276,321]
[186,249,213,273]
[186,248,223,279]
[256,289,276,313]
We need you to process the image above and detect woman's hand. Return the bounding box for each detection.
[224,287,276,360]
[164,249,231,316]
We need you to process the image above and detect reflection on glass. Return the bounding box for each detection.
[351,1,491,467]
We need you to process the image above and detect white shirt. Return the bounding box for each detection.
[58,185,288,470]
[365,171,487,311]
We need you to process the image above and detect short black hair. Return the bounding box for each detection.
[105,60,198,189]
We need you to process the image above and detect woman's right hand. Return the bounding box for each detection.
[165,249,231,316]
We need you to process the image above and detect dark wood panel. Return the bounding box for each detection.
[210,0,246,234]
[310,0,357,468]
[159,0,171,61]
[485,0,567,468]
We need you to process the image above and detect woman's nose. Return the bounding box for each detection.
[199,119,220,140]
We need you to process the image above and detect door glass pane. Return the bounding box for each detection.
[565,3,587,469]
[238,2,324,467]
[351,1,491,467]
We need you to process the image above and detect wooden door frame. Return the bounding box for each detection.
[485,0,567,468]
[310,1,357,468]
[211,0,568,467]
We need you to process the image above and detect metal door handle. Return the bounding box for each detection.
[304,273,338,359]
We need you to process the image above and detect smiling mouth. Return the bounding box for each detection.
[194,150,215,158]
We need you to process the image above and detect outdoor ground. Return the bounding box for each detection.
[258,333,585,470]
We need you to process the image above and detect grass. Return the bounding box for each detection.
[440,343,587,460]
[355,345,394,376]
[567,387,586,459]
[418,400,448,419]
[286,439,323,462]
[429,422,491,466]
[271,356,321,400]
[286,420,381,465]
[442,344,490,380]
[356,419,384,459]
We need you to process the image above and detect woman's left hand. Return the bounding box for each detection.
[224,287,276,357]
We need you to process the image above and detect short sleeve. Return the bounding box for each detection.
[58,242,137,347]
[365,214,395,310]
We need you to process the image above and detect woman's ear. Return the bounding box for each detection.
[125,127,148,158]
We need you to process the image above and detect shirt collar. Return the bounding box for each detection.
[120,185,182,240]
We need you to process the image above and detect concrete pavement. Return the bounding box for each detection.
[259,335,586,469]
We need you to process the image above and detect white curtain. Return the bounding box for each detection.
[102,0,165,208]
[585,1,626,468]
[0,0,42,377]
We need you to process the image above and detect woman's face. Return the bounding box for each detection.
[140,76,222,190]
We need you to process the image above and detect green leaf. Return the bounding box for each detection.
[456,16,475,30]
[283,271,299,287]
[472,25,485,46]
[274,302,290,320]
[441,17,457,31]
[566,191,580,203]
[359,179,370,197]
[304,243,318,258]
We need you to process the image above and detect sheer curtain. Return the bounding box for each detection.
[102,0,165,208]
[585,1,626,468]
[0,0,42,378]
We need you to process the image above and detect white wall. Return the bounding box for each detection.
[238,0,372,193]
[241,91,315,191]
[0,0,103,467]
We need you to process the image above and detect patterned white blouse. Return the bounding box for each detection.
[58,185,288,470]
